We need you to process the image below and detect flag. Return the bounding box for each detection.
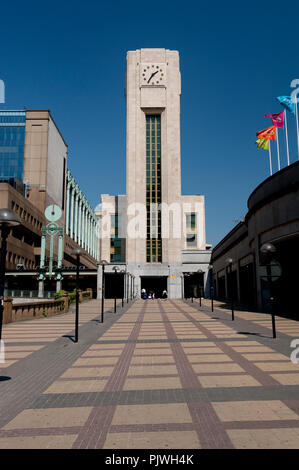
[277,96,295,114]
[256,126,277,140]
[255,138,270,150]
[264,111,284,128]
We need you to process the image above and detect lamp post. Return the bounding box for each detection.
[197,269,203,308]
[260,243,277,338]
[208,264,214,312]
[126,272,130,303]
[99,260,108,323]
[226,257,234,321]
[120,269,126,307]
[113,266,120,312]
[131,275,135,300]
[71,248,83,342]
[0,209,21,341]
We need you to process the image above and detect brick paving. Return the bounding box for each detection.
[0,298,299,449]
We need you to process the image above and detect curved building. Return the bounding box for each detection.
[211,160,299,316]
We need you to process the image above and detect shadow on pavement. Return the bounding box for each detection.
[237,331,270,338]
[0,376,11,382]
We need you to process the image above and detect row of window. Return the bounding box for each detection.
[11,200,43,231]
[146,115,162,263]
[6,252,35,270]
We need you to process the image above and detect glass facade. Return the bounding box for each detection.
[146,115,162,263]
[110,214,122,262]
[0,112,26,185]
[186,213,197,248]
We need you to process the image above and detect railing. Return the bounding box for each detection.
[4,289,56,299]
[2,289,93,324]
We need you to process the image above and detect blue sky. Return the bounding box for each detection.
[1,0,299,248]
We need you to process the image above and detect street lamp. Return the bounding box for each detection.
[208,264,214,312]
[71,248,83,342]
[131,275,135,300]
[120,269,126,307]
[126,272,130,303]
[260,242,277,338]
[0,209,21,341]
[99,260,108,323]
[225,257,234,321]
[197,269,203,307]
[113,266,120,313]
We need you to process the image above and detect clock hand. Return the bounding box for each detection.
[147,70,159,83]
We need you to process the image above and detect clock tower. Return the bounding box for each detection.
[97,48,210,300]
[126,48,182,265]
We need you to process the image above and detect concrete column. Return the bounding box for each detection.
[38,280,44,298]
[82,206,86,249]
[88,212,92,254]
[65,182,71,235]
[91,220,94,258]
[84,208,87,251]
[56,281,62,292]
[86,213,89,254]
[78,199,82,246]
[70,186,75,239]
[74,192,79,243]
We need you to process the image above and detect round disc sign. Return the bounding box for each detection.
[45,204,62,222]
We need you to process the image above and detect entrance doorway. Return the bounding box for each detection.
[140,276,167,298]
[184,272,204,298]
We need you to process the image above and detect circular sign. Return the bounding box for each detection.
[45,205,62,222]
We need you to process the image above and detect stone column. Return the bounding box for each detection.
[70,186,75,239]
[78,199,82,247]
[3,297,13,324]
[88,212,91,254]
[74,192,79,243]
[65,181,71,235]
[38,280,44,298]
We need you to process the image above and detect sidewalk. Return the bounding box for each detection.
[0,298,299,449]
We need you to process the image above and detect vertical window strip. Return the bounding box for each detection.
[146,115,162,263]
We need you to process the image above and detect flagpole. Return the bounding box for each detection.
[269,140,272,176]
[296,99,299,160]
[276,128,280,171]
[284,110,290,166]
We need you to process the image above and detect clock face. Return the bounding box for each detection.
[140,63,166,86]
[45,204,62,222]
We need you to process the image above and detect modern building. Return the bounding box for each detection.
[97,49,211,299]
[211,160,299,317]
[0,109,99,295]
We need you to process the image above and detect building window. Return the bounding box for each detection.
[186,213,197,248]
[146,115,162,263]
[0,112,26,185]
[110,214,122,262]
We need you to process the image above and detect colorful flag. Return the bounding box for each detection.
[256,126,277,140]
[264,111,284,128]
[277,96,295,114]
[255,138,270,150]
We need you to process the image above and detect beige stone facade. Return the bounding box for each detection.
[97,49,211,299]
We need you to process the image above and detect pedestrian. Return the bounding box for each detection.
[141,288,146,299]
[162,290,167,300]
[152,292,155,299]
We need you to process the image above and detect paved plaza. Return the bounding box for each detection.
[0,298,299,449]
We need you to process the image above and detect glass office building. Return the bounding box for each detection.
[0,111,26,190]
